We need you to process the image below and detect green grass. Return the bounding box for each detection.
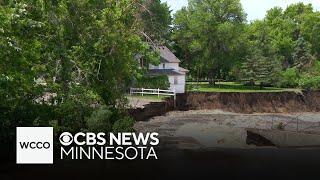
[187,82,301,93]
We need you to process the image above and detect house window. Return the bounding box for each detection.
[174,76,178,84]
[163,63,165,69]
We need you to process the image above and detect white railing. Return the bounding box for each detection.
[130,88,176,106]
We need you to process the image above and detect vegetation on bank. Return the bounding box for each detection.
[134,75,170,89]
[187,82,300,93]
[1,0,320,144]
[173,0,320,90]
[0,0,171,142]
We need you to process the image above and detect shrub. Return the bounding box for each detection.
[136,75,170,89]
[55,99,93,133]
[86,106,114,133]
[276,122,285,130]
[276,68,299,88]
[296,61,320,89]
[86,106,135,133]
[298,75,320,89]
[112,116,135,132]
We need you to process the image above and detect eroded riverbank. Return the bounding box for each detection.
[134,110,320,149]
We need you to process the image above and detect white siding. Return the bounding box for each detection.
[149,61,187,93]
[149,63,179,70]
[149,64,158,69]
[168,75,186,93]
[165,63,179,70]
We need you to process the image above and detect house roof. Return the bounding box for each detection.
[149,69,185,76]
[179,67,189,72]
[158,46,181,63]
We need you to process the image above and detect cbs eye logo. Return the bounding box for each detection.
[59,132,73,146]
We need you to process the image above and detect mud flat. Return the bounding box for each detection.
[134,110,320,149]
[247,128,320,147]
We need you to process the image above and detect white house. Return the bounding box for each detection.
[148,46,188,93]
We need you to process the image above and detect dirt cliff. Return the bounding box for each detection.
[174,91,320,113]
[129,91,320,121]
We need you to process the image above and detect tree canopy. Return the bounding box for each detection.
[1,0,320,143]
[172,0,248,82]
[0,0,161,141]
[172,1,320,86]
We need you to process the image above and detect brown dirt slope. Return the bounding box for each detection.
[175,91,320,113]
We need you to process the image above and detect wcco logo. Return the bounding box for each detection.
[16,127,53,164]
[19,141,51,149]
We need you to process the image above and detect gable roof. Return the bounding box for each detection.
[158,46,181,63]
[178,67,189,73]
[149,69,185,76]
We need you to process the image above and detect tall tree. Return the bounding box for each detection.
[0,0,157,140]
[173,0,247,82]
[240,48,281,85]
[141,0,172,44]
[292,36,314,70]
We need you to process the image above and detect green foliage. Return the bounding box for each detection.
[276,122,285,130]
[86,106,134,133]
[241,54,281,84]
[276,61,320,89]
[277,68,300,88]
[292,37,314,69]
[141,0,172,44]
[297,61,320,89]
[112,116,135,133]
[172,1,319,88]
[187,82,293,93]
[172,0,247,81]
[136,75,170,89]
[298,75,320,89]
[0,0,155,143]
[86,106,113,133]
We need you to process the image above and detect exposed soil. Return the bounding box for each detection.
[129,91,320,122]
[134,110,320,149]
[173,91,320,113]
[127,97,162,109]
[131,91,320,149]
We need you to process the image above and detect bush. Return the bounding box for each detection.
[136,75,169,89]
[298,75,320,89]
[86,106,114,133]
[112,116,135,132]
[276,68,299,88]
[86,106,135,133]
[297,61,320,89]
[55,99,93,133]
[276,122,285,130]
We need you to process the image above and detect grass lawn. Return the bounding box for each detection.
[187,82,301,93]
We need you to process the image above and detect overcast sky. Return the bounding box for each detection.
[161,0,320,21]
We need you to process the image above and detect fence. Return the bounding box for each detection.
[130,88,176,106]
[270,114,320,134]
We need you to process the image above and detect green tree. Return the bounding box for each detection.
[241,49,281,85]
[0,0,157,141]
[292,37,314,70]
[141,0,172,44]
[173,0,247,82]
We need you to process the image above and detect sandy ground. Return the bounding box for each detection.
[127,96,162,109]
[134,110,320,149]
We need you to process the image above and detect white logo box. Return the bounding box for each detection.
[16,127,53,164]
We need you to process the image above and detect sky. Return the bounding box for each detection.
[161,0,320,21]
